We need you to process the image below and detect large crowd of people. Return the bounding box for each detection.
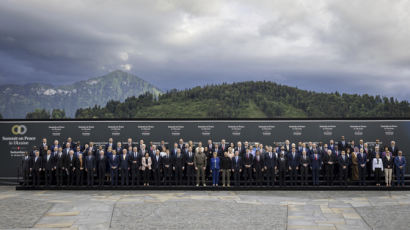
[21,136,406,187]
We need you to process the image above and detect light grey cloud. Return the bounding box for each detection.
[0,0,409,100]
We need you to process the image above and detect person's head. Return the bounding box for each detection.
[44,145,48,150]
[391,141,396,146]
[292,147,296,152]
[234,150,239,156]
[188,146,192,152]
[128,146,132,152]
[268,146,273,152]
[375,146,379,152]
[69,150,74,156]
[47,150,51,155]
[117,141,121,147]
[215,143,219,148]
[280,147,285,152]
[360,148,364,153]
[65,143,70,148]
[330,139,334,145]
[327,149,332,155]
[398,150,402,156]
[237,141,242,147]
[221,139,225,144]
[166,149,170,155]
[341,150,345,156]
[112,150,117,155]
[122,149,127,155]
[302,150,306,156]
[386,151,390,157]
[179,138,184,144]
[384,146,389,152]
[285,140,290,145]
[127,138,132,143]
[177,149,181,155]
[42,138,47,143]
[90,141,94,146]
[256,150,260,156]
[341,136,345,141]
[213,152,217,158]
[76,146,81,151]
[54,140,59,145]
[174,143,178,148]
[24,151,28,156]
[67,137,72,143]
[376,153,380,159]
[375,139,380,144]
[359,139,364,145]
[246,149,250,154]
[53,147,58,152]
[108,138,113,143]
[58,147,63,152]
[156,149,160,155]
[145,152,149,158]
[133,147,138,152]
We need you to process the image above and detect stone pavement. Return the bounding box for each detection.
[0,186,409,229]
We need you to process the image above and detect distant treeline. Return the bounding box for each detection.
[23,81,410,119]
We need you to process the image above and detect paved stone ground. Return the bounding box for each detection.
[0,187,409,229]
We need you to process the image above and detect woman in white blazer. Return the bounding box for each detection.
[142,152,152,186]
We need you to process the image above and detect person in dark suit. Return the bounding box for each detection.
[235,142,245,157]
[394,151,406,186]
[185,147,195,186]
[162,150,173,185]
[76,153,85,186]
[253,151,264,186]
[119,149,130,186]
[264,147,277,186]
[338,150,350,186]
[243,149,253,185]
[67,150,79,186]
[54,148,66,186]
[310,150,322,186]
[338,136,348,151]
[109,150,120,186]
[287,147,300,186]
[299,150,310,186]
[152,149,162,186]
[173,149,185,185]
[21,151,32,186]
[105,138,114,151]
[97,150,106,186]
[39,138,49,154]
[232,150,242,186]
[85,151,96,186]
[124,138,134,151]
[129,147,141,186]
[357,148,367,186]
[277,152,288,186]
[32,150,42,186]
[43,150,54,186]
[388,141,399,157]
[323,149,336,185]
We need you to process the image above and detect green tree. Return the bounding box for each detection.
[51,109,66,119]
[26,109,50,119]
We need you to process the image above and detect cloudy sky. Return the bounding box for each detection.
[0,0,409,100]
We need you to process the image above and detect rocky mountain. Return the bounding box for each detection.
[0,70,162,118]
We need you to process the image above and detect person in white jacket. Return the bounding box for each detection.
[372,153,384,186]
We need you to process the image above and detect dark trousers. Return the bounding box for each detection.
[23,169,30,185]
[174,167,183,185]
[300,166,309,185]
[32,170,40,186]
[325,164,334,185]
[266,168,275,186]
[111,168,118,186]
[164,166,172,185]
[44,170,52,186]
[186,165,194,185]
[339,167,348,185]
[289,167,297,185]
[243,167,252,185]
[98,168,105,186]
[68,169,76,186]
[254,169,263,185]
[56,168,64,186]
[131,165,139,186]
[121,169,129,185]
[87,169,94,186]
[143,169,151,184]
[359,166,366,185]
[233,169,241,186]
[76,170,84,186]
[153,168,161,185]
[312,168,320,185]
[278,170,286,186]
[396,168,405,185]
[374,168,382,185]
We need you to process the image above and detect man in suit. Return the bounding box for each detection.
[338,136,348,151]
[63,142,72,156]
[51,140,60,153]
[119,149,130,186]
[152,149,162,186]
[85,151,96,186]
[264,146,277,186]
[43,150,54,186]
[357,148,367,186]
[105,138,114,151]
[323,149,336,186]
[287,147,300,186]
[97,150,106,186]
[54,148,66,186]
[173,149,185,185]
[389,141,399,157]
[129,147,140,186]
[40,138,49,153]
[299,150,310,186]
[32,150,42,186]
[253,150,264,186]
[185,146,195,186]
[162,149,173,185]
[124,138,134,151]
[67,150,79,186]
[243,149,253,185]
[394,151,406,186]
[338,150,350,186]
[109,150,120,186]
[235,141,245,157]
[310,150,322,186]
[232,150,242,186]
[21,151,32,186]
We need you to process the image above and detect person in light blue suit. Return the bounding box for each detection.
[210,152,220,186]
[394,151,406,186]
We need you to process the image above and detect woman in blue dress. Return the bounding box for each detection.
[210,152,220,186]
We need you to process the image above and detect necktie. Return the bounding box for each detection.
[315,155,317,160]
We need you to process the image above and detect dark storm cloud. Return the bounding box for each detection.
[0,0,409,100]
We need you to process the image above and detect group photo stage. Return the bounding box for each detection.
[1,119,409,191]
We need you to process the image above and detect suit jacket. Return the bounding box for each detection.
[338,155,350,168]
[32,156,42,171]
[97,155,107,171]
[394,156,406,169]
[264,152,277,169]
[109,155,120,168]
[243,153,253,166]
[253,156,264,170]
[129,151,141,169]
[299,154,310,167]
[185,152,195,165]
[310,154,322,170]
[388,146,399,156]
[287,152,300,168]
[119,154,130,169]
[277,157,288,172]
[152,155,162,170]
[141,157,152,170]
[357,153,367,166]
[67,155,79,170]
[85,155,96,169]
[323,153,337,166]
[173,154,185,168]
[55,153,67,169]
[161,155,172,168]
[22,156,32,170]
[221,156,232,170]
[338,141,348,151]
[43,154,54,170]
[232,156,242,170]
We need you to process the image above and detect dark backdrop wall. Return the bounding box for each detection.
[1,120,409,177]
